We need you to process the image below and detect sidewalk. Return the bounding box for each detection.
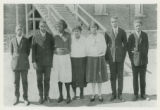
[3,49,157,107]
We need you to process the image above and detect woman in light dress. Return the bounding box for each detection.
[52,20,72,104]
[86,22,109,102]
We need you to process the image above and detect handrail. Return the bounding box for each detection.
[76,13,89,27]
[65,5,89,27]
[77,4,107,31]
[49,5,72,31]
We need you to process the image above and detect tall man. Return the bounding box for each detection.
[10,24,30,106]
[32,21,55,104]
[105,16,127,101]
[127,19,149,101]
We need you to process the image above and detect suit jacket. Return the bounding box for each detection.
[127,31,149,66]
[32,30,55,67]
[105,27,127,63]
[10,36,30,71]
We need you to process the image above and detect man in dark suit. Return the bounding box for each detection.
[105,16,127,101]
[32,20,55,104]
[10,24,30,106]
[127,19,149,101]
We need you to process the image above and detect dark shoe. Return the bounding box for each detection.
[141,94,146,99]
[110,95,116,101]
[98,96,103,102]
[132,95,138,101]
[118,95,125,102]
[90,95,96,102]
[80,94,84,99]
[72,96,78,100]
[13,98,19,105]
[66,97,71,104]
[44,97,51,103]
[57,96,63,103]
[39,98,44,104]
[141,95,150,101]
[24,99,30,106]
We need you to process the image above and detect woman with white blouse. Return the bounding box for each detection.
[71,26,87,100]
[86,22,109,102]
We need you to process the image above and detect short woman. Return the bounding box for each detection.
[53,20,72,104]
[86,22,109,102]
[71,26,87,99]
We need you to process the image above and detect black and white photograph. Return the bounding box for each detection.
[2,0,159,108]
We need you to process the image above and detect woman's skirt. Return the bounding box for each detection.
[71,57,87,88]
[52,54,72,83]
[86,56,109,83]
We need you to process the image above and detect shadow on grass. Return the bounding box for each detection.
[30,93,157,107]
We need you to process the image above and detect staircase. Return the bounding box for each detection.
[51,4,80,30]
[33,4,58,34]
[34,4,91,34]
[34,4,153,75]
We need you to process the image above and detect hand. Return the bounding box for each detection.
[98,51,104,56]
[132,48,137,53]
[131,50,136,53]
[33,62,38,70]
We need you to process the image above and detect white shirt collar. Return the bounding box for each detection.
[16,35,22,39]
[112,26,118,32]
[135,31,141,38]
[40,31,46,37]
[16,35,22,44]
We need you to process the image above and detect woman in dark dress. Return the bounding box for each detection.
[71,26,87,100]
[86,22,109,102]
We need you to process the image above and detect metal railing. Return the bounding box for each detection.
[77,5,107,31]
[49,5,72,31]
[65,4,89,27]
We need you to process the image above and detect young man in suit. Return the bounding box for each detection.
[10,24,30,106]
[127,19,149,101]
[105,16,127,101]
[32,20,55,104]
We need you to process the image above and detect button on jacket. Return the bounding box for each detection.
[10,36,30,71]
[32,30,55,67]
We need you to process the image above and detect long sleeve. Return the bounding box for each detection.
[142,34,149,55]
[32,36,36,63]
[68,34,72,53]
[104,32,110,61]
[97,34,107,56]
[122,30,127,60]
[26,39,31,57]
[127,34,134,63]
[52,36,55,51]
[10,41,13,56]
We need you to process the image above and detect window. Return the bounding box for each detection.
[135,4,145,17]
[94,5,108,15]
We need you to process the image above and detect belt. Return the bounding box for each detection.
[54,48,69,55]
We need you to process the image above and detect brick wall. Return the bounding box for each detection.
[4,4,26,34]
[80,4,157,30]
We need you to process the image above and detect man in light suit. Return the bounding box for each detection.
[127,19,149,101]
[10,24,30,106]
[105,16,127,101]
[32,21,55,104]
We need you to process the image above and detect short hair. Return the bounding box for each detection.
[111,16,118,20]
[39,20,46,26]
[72,25,82,32]
[15,24,23,32]
[134,19,143,25]
[89,21,99,30]
[56,19,68,29]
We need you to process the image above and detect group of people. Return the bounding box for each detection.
[10,16,149,106]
